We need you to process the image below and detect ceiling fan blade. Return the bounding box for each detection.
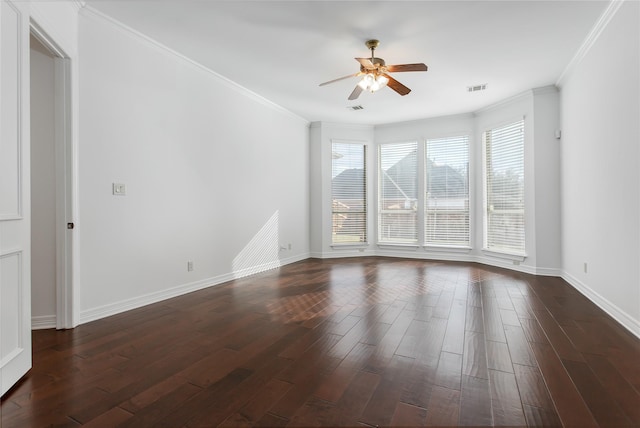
[355,57,375,70]
[386,63,428,73]
[384,74,411,96]
[348,85,364,100]
[319,72,361,86]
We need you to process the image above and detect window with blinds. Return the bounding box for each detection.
[379,142,418,244]
[331,142,367,244]
[425,135,470,247]
[483,120,525,254]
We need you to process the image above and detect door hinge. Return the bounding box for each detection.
[67,222,75,230]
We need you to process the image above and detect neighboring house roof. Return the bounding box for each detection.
[332,153,467,201]
[332,168,366,200]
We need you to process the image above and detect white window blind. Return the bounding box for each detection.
[425,135,470,247]
[379,142,418,244]
[331,142,367,244]
[483,120,525,254]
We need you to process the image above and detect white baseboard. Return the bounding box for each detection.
[562,271,640,339]
[316,249,559,277]
[77,250,639,342]
[535,266,563,277]
[79,253,310,325]
[32,315,56,330]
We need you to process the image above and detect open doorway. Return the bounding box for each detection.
[30,33,56,329]
[29,23,74,330]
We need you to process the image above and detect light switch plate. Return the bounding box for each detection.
[112,183,126,195]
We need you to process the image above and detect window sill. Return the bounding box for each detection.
[482,248,527,262]
[377,243,420,250]
[331,243,369,250]
[424,245,472,254]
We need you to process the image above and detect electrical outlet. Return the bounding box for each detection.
[112,183,126,195]
[288,243,292,250]
[513,260,520,266]
[584,262,587,273]
[187,261,194,272]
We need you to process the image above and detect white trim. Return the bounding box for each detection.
[28,18,77,330]
[32,315,56,330]
[80,276,229,325]
[232,260,281,280]
[330,244,370,250]
[474,90,531,117]
[481,249,527,262]
[313,121,374,131]
[0,249,26,348]
[535,267,562,277]
[79,253,309,325]
[375,112,476,131]
[70,1,86,12]
[28,3,77,58]
[377,249,471,263]
[80,6,308,126]
[29,20,67,58]
[377,243,420,250]
[313,250,540,275]
[313,250,376,259]
[531,85,558,96]
[330,138,368,146]
[562,270,640,339]
[0,1,23,221]
[423,245,472,254]
[556,0,625,87]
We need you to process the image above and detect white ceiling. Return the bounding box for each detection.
[83,0,609,125]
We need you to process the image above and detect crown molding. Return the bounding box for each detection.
[556,0,625,87]
[80,5,309,125]
[321,122,375,131]
[65,1,86,12]
[375,111,475,130]
[531,85,559,96]
[473,89,532,117]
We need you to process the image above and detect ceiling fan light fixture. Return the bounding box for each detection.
[375,74,389,89]
[358,73,375,90]
[358,72,388,93]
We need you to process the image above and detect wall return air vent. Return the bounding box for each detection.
[467,83,488,92]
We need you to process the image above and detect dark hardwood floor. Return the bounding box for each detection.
[2,257,639,427]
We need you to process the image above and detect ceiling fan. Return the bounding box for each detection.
[320,39,428,100]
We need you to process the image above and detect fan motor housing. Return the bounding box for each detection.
[361,57,386,72]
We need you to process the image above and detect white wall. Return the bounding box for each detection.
[559,1,640,335]
[30,35,57,326]
[532,88,561,272]
[77,9,310,321]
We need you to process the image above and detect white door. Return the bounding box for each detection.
[1,0,32,396]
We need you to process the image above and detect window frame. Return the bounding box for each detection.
[424,135,471,249]
[482,119,527,257]
[330,140,368,246]
[377,141,419,246]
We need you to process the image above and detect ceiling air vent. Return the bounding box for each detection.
[467,84,487,92]
[347,105,364,111]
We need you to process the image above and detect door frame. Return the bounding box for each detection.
[30,20,76,330]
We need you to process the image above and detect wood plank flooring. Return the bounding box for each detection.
[2,257,639,427]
